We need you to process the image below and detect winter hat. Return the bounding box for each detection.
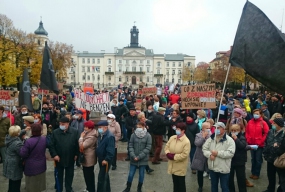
[186,112,195,119]
[233,108,244,115]
[273,118,284,127]
[84,120,95,129]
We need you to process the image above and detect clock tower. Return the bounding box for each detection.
[130,25,139,47]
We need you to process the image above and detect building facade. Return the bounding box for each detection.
[67,25,195,88]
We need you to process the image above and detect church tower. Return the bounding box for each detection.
[34,19,49,49]
[130,25,139,47]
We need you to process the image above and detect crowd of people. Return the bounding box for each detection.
[0,84,285,192]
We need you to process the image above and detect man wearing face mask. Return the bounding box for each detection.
[144,105,156,157]
[49,117,79,192]
[41,103,53,128]
[0,106,10,165]
[115,99,129,142]
[125,108,138,161]
[15,105,30,130]
[95,120,115,192]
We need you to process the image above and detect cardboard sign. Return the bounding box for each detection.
[74,89,110,113]
[134,98,142,108]
[142,87,157,95]
[181,84,216,109]
[84,83,93,88]
[0,91,19,106]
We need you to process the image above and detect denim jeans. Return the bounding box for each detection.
[127,164,146,183]
[209,170,230,192]
[122,123,127,140]
[250,147,263,176]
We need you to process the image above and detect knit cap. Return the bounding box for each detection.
[273,118,284,127]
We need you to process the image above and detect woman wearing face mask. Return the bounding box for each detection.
[79,120,97,192]
[245,109,269,180]
[33,114,47,136]
[123,122,152,192]
[191,122,211,192]
[229,124,247,192]
[262,118,284,192]
[164,122,190,192]
[225,108,247,134]
[107,114,121,170]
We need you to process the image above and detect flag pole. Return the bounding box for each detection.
[40,89,43,116]
[9,103,12,127]
[212,63,231,167]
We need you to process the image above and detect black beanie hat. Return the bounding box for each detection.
[273,118,284,127]
[186,112,195,119]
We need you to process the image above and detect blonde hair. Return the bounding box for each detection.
[137,112,145,120]
[9,125,21,137]
[230,124,241,132]
[197,110,206,118]
[206,118,214,126]
[270,113,282,120]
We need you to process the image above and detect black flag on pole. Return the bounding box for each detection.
[19,68,33,111]
[40,41,59,94]
[230,1,285,95]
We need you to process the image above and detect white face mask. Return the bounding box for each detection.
[107,119,112,124]
[136,127,143,132]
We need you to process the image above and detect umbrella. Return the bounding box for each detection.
[103,162,109,191]
[54,161,61,192]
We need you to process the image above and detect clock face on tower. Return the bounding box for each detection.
[133,33,136,37]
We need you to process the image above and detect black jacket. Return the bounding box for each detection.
[152,113,169,135]
[49,127,79,167]
[230,132,247,166]
[185,122,200,146]
[144,111,156,132]
[96,129,115,163]
[263,129,284,163]
[115,104,129,123]
[125,115,138,131]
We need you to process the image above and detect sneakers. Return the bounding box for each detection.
[203,172,208,177]
[146,168,154,174]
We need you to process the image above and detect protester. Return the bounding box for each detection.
[4,106,14,125]
[33,114,48,136]
[125,108,138,161]
[202,122,236,192]
[0,106,10,166]
[3,125,23,192]
[275,130,285,191]
[96,120,115,192]
[116,99,129,142]
[49,117,79,192]
[123,122,152,192]
[245,109,269,180]
[196,110,207,130]
[165,122,190,192]
[20,123,47,192]
[79,120,97,192]
[22,116,34,139]
[168,109,183,139]
[144,105,156,157]
[107,114,121,170]
[225,107,247,133]
[15,105,30,129]
[191,122,211,192]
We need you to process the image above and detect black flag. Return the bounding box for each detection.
[40,41,59,94]
[19,68,33,111]
[230,1,285,95]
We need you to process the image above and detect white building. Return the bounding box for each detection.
[67,25,195,88]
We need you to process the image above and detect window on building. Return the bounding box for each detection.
[119,76,122,82]
[82,75,85,80]
[70,67,74,72]
[147,60,150,64]
[82,58,85,64]
[87,58,90,64]
[179,62,181,67]
[71,76,74,80]
[147,67,150,73]
[37,39,40,45]
[132,67,136,72]
[119,60,122,64]
[147,76,149,82]
[97,59,100,64]
[126,76,129,82]
[140,67,143,72]
[71,58,74,63]
[87,67,90,72]
[108,67,111,72]
[167,70,169,75]
[119,66,122,72]
[92,66,95,72]
[157,78,160,83]
[126,60,129,64]
[126,67,129,72]
[92,59,95,64]
[167,62,169,67]
[178,79,181,84]
[92,75,95,80]
[139,76,142,81]
[140,60,143,64]
[172,62,175,67]
[172,78,175,83]
[108,76,111,80]
[96,67,100,73]
[172,70,175,75]
[97,75,100,80]
[178,70,181,74]
[87,75,90,80]
[82,66,85,72]
[157,62,161,67]
[108,59,111,64]
[166,79,169,83]
[157,69,160,74]
[188,62,191,67]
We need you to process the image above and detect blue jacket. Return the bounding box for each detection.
[96,129,115,163]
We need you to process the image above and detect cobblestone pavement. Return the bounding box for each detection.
[0,140,272,192]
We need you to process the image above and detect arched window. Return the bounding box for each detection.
[119,76,122,82]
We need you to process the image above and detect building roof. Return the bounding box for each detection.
[34,21,48,36]
[164,54,191,61]
[77,53,104,57]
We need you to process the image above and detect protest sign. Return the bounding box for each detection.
[134,98,142,108]
[142,87,157,95]
[0,91,19,106]
[74,89,110,113]
[84,83,93,88]
[181,84,216,109]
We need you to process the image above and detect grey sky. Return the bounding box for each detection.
[1,0,284,64]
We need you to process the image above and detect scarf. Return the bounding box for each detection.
[135,128,147,138]
[198,118,206,130]
[231,117,241,125]
[186,119,194,125]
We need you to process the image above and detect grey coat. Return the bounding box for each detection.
[3,135,23,180]
[129,132,152,166]
[191,132,209,172]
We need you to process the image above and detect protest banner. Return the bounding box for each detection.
[142,87,157,95]
[134,98,142,108]
[74,89,110,113]
[181,84,216,109]
[84,83,93,88]
[0,90,19,106]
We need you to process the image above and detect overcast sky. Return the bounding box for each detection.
[1,0,284,64]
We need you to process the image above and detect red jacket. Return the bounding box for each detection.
[245,117,269,147]
[7,112,14,125]
[169,94,180,104]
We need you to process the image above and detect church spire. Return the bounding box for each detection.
[130,24,139,47]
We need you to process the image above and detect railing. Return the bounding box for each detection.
[123,71,145,75]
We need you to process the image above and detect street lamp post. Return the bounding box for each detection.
[207,66,212,83]
[84,73,86,84]
[97,75,100,89]
[73,71,76,88]
[103,75,104,88]
[190,69,194,85]
[244,71,247,93]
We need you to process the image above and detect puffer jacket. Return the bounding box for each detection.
[3,135,23,180]
[165,134,191,176]
[79,129,97,167]
[108,120,121,148]
[0,117,10,147]
[202,133,235,174]
[230,132,247,166]
[263,129,284,163]
[191,132,210,171]
[129,131,152,166]
[245,117,269,147]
